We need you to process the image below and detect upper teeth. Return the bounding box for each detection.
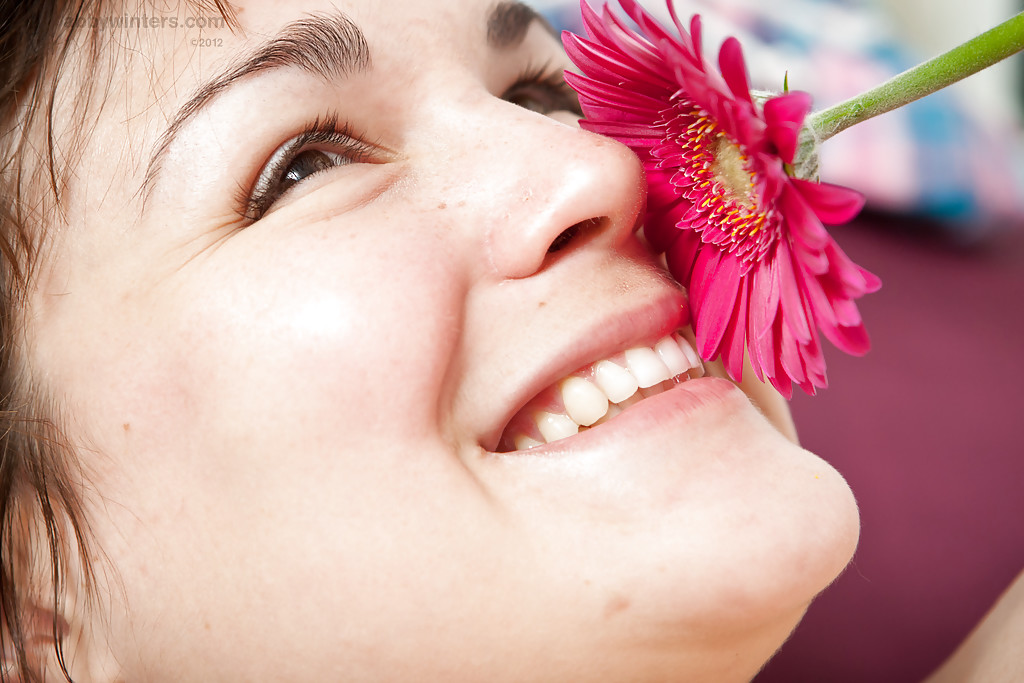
[501,332,704,452]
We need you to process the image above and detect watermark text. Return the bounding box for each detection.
[79,14,228,31]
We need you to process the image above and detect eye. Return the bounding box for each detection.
[244,113,376,221]
[278,149,347,196]
[502,64,583,117]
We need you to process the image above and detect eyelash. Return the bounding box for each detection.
[242,112,375,222]
[242,65,581,222]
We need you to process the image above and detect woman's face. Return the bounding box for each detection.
[27,0,858,680]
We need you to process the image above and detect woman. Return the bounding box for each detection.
[0,0,865,680]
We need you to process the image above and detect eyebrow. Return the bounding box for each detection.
[141,1,549,201]
[487,1,555,48]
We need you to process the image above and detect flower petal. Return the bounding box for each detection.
[687,14,702,60]
[778,318,809,387]
[693,250,740,359]
[563,33,668,91]
[775,243,812,344]
[619,0,693,61]
[664,230,702,284]
[762,91,811,163]
[829,321,872,356]
[564,72,669,117]
[718,37,753,106]
[779,184,832,252]
[750,257,781,340]
[790,177,866,225]
[721,277,749,381]
[823,240,882,294]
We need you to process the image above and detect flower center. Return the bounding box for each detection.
[664,104,777,268]
[712,136,757,211]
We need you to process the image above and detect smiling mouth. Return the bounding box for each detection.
[497,332,706,452]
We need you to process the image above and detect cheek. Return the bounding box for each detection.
[169,221,466,445]
[40,208,471,516]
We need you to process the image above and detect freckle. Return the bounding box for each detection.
[604,594,631,618]
[538,301,547,308]
[203,621,211,631]
[457,200,467,207]
[122,423,131,432]
[437,202,447,210]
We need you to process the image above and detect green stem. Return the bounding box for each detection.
[807,12,1024,141]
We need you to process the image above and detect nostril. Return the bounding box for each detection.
[547,217,601,254]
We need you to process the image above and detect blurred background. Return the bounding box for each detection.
[533,0,1024,680]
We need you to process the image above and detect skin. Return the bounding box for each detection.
[22,0,858,680]
[927,569,1024,683]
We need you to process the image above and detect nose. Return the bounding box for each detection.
[432,99,647,280]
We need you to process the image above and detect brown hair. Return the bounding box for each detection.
[2,2,99,679]
[1,2,235,680]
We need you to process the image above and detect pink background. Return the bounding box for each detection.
[755,216,1024,682]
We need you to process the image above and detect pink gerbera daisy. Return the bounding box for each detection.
[562,0,881,397]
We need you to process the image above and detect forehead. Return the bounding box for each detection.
[99,0,533,110]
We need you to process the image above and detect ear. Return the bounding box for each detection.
[1,604,25,683]
[0,655,24,683]
[1,602,69,683]
[1,640,22,683]
[2,600,19,682]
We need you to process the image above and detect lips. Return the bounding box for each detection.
[497,331,705,452]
